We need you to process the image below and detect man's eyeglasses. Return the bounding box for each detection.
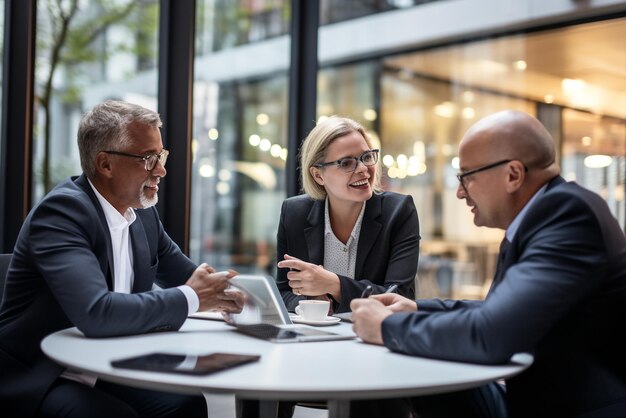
[456,159,527,189]
[314,149,379,173]
[103,149,169,171]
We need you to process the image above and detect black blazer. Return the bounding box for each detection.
[276,192,420,313]
[382,177,626,417]
[0,174,196,418]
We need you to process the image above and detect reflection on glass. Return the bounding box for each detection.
[33,0,159,202]
[190,0,291,275]
[196,0,290,54]
[317,17,626,300]
[561,108,626,229]
[318,59,533,300]
[319,0,432,25]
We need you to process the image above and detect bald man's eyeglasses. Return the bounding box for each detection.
[103,149,169,171]
[457,159,528,190]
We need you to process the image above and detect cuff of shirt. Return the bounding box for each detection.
[177,285,200,315]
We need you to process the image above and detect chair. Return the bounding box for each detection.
[0,253,12,304]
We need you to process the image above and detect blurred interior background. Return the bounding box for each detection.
[2,0,626,300]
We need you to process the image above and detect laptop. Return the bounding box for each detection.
[226,274,355,343]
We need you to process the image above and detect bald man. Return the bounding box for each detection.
[351,110,626,418]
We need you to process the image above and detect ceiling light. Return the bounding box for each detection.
[513,60,527,71]
[259,139,271,151]
[249,134,261,146]
[256,113,269,125]
[363,109,377,121]
[270,144,282,158]
[434,102,455,118]
[562,78,587,92]
[218,169,232,181]
[199,164,215,178]
[462,107,475,119]
[584,155,612,168]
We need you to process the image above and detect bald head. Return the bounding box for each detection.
[460,110,560,181]
[457,111,561,229]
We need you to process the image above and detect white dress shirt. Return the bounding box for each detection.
[323,199,366,279]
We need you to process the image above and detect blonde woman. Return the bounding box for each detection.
[277,116,420,314]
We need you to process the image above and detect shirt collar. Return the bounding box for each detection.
[506,184,547,242]
[88,178,137,229]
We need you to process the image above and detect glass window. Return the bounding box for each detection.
[319,16,626,299]
[319,0,437,25]
[196,0,290,54]
[561,109,626,228]
[33,0,160,202]
[190,0,291,275]
[318,61,379,130]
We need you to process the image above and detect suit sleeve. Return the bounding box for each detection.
[416,298,483,311]
[30,193,189,338]
[276,200,306,311]
[335,195,420,311]
[382,191,608,364]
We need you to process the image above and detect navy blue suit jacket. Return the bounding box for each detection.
[382,177,626,417]
[0,174,196,417]
[276,192,420,313]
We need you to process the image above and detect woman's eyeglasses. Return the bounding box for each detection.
[103,149,169,171]
[314,149,379,173]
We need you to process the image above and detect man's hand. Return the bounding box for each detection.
[350,298,394,345]
[278,254,341,300]
[370,293,418,313]
[185,264,242,313]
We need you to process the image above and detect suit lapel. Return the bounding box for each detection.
[75,175,115,290]
[304,200,325,265]
[355,195,382,278]
[490,176,565,293]
[130,218,151,293]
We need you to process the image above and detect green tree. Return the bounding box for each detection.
[36,0,158,192]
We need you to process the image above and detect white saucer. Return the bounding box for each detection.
[289,315,341,326]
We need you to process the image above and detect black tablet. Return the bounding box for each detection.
[111,352,260,375]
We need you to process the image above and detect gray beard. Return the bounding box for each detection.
[139,189,158,208]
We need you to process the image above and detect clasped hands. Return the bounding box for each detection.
[185,263,245,313]
[350,293,417,345]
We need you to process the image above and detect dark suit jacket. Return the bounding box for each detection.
[382,177,626,417]
[0,174,196,418]
[276,192,420,313]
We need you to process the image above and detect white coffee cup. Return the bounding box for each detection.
[295,300,330,321]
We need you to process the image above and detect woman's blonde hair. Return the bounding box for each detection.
[300,116,382,200]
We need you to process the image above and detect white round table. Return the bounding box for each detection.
[42,318,532,417]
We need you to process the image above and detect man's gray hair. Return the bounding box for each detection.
[78,100,162,178]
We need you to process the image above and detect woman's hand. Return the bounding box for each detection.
[278,254,341,300]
